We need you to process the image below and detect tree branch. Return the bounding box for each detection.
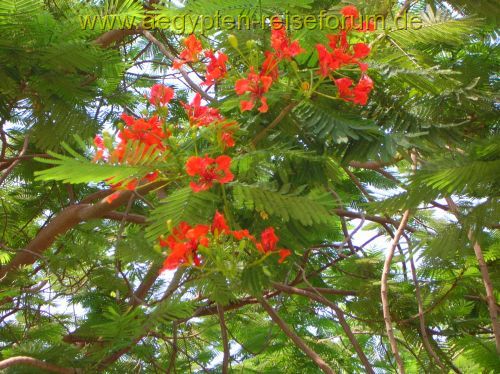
[0,181,164,283]
[272,282,374,374]
[445,197,500,353]
[0,136,29,186]
[217,304,230,374]
[0,356,81,374]
[142,30,214,102]
[380,209,410,374]
[252,101,298,145]
[258,298,336,374]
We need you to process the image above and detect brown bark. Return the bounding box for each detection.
[0,356,80,374]
[0,181,164,283]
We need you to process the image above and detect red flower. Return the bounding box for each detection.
[160,222,210,271]
[316,34,370,77]
[270,18,304,61]
[341,5,359,19]
[211,211,230,235]
[235,67,273,113]
[119,114,168,149]
[217,121,238,149]
[352,75,374,105]
[144,171,159,182]
[221,131,235,149]
[231,229,255,241]
[278,249,292,263]
[105,191,120,204]
[149,84,174,106]
[316,44,332,76]
[182,93,223,127]
[113,114,168,162]
[353,43,371,59]
[335,75,373,105]
[125,179,138,190]
[335,77,354,97]
[256,227,279,253]
[185,155,234,192]
[261,51,280,81]
[93,135,105,161]
[172,34,203,69]
[203,50,228,86]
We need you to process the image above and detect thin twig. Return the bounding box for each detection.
[274,280,374,374]
[258,298,336,374]
[142,30,214,102]
[381,209,410,373]
[0,136,29,186]
[252,101,298,145]
[445,197,500,353]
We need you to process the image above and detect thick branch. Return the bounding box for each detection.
[0,356,80,374]
[130,262,163,307]
[103,211,147,224]
[0,182,164,283]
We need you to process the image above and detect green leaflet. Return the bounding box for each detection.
[292,101,381,143]
[388,7,480,49]
[146,187,218,241]
[232,184,334,226]
[34,139,160,185]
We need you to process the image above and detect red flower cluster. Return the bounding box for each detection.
[149,84,174,106]
[270,18,304,61]
[172,35,203,69]
[203,50,228,86]
[117,114,168,155]
[256,227,292,264]
[235,68,274,113]
[182,93,223,127]
[185,155,234,192]
[235,18,303,113]
[93,114,168,163]
[92,86,174,197]
[180,93,236,167]
[335,75,374,105]
[179,91,237,188]
[341,5,376,32]
[172,35,228,87]
[159,221,210,270]
[315,6,374,105]
[316,32,371,76]
[159,212,291,271]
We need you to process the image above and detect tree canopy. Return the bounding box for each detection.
[0,0,499,373]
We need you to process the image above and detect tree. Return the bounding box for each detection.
[0,0,498,372]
